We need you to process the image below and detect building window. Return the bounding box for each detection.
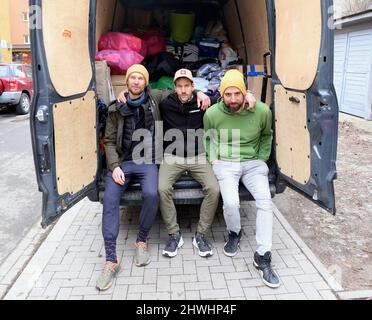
[22,12,29,21]
[23,35,30,44]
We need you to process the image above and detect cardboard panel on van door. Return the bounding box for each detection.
[274,85,311,184]
[275,0,322,91]
[54,91,97,196]
[43,0,92,97]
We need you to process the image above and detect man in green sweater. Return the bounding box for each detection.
[204,70,281,289]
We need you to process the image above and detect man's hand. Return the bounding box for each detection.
[196,91,212,111]
[245,91,257,111]
[117,91,127,104]
[112,167,126,186]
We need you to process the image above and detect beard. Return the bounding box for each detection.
[226,102,245,113]
[128,86,145,97]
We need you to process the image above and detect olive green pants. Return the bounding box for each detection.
[158,154,220,235]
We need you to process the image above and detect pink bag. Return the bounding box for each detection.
[144,29,166,56]
[95,49,144,75]
[98,32,147,57]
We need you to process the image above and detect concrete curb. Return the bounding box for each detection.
[273,204,344,293]
[3,200,84,300]
[0,218,50,299]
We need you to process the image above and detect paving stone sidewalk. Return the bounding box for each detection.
[2,199,341,300]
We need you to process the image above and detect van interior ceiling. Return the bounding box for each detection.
[95,0,271,103]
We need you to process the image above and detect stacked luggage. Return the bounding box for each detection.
[95,7,268,106]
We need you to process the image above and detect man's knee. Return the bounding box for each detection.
[158,181,173,196]
[103,190,120,206]
[223,199,240,215]
[256,198,272,212]
[204,183,220,198]
[143,190,159,202]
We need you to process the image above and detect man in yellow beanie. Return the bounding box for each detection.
[97,64,211,291]
[204,69,281,288]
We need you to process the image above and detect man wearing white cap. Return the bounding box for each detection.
[158,69,220,258]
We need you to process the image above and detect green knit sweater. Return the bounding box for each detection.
[203,100,273,163]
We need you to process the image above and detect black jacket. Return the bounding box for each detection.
[159,92,207,157]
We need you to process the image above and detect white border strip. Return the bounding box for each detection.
[337,290,372,300]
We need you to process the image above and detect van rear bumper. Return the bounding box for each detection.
[97,176,277,206]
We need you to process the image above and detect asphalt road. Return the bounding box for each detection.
[0,107,42,265]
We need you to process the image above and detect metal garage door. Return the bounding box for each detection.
[334,29,372,118]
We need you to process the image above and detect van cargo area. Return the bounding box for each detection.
[31,0,338,227]
[93,0,276,205]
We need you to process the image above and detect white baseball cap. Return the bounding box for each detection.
[174,69,194,83]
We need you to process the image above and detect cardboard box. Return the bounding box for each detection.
[112,85,128,98]
[111,75,126,86]
[111,75,127,99]
[95,61,115,105]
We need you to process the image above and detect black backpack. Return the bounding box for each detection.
[144,52,182,81]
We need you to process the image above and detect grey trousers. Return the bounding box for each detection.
[213,160,273,255]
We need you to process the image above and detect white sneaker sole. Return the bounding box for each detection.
[162,237,184,258]
[223,242,239,257]
[192,237,213,258]
[253,261,281,289]
[135,258,151,267]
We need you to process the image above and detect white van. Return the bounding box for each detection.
[29,0,339,228]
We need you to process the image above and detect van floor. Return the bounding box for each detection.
[274,114,372,292]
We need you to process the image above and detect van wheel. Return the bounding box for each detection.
[16,93,31,115]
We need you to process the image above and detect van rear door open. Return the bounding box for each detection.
[269,0,339,213]
[30,0,339,228]
[30,0,99,227]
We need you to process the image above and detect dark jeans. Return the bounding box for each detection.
[102,161,159,243]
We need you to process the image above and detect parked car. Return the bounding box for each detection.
[0,63,33,115]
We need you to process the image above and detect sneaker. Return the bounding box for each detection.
[223,231,242,257]
[162,233,184,258]
[254,252,281,288]
[192,233,213,257]
[96,261,120,291]
[135,241,151,267]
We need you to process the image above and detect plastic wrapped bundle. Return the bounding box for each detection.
[95,50,144,75]
[98,32,147,57]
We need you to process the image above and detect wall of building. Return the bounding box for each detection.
[9,0,29,46]
[9,0,31,63]
[0,0,12,63]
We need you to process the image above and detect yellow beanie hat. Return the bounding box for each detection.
[220,70,247,97]
[126,64,149,86]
